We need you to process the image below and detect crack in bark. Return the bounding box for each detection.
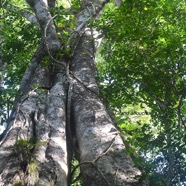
[30,111,38,148]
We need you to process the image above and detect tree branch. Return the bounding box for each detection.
[0,2,39,26]
[26,0,60,51]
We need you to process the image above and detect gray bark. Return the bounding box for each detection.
[0,62,68,185]
[70,29,142,186]
[26,0,60,51]
[0,0,147,185]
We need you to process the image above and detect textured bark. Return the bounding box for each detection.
[0,1,68,185]
[70,29,142,186]
[26,0,60,51]
[0,0,147,185]
[0,63,68,185]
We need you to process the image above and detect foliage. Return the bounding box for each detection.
[13,180,23,186]
[95,0,186,185]
[15,137,46,162]
[0,2,39,124]
[71,158,83,186]
[1,0,186,185]
[14,137,44,184]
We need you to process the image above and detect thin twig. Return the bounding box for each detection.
[94,133,119,162]
[44,15,66,67]
[70,134,119,185]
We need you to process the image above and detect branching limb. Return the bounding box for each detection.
[44,15,66,67]
[19,42,47,93]
[26,0,60,51]
[1,2,39,26]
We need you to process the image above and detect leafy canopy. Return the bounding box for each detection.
[0,0,186,185]
[95,0,186,185]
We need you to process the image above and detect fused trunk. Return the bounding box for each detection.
[70,29,142,185]
[0,0,146,185]
[0,42,68,185]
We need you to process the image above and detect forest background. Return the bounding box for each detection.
[0,0,186,185]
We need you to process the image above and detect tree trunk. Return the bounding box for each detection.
[0,41,68,186]
[70,28,141,186]
[0,0,146,185]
